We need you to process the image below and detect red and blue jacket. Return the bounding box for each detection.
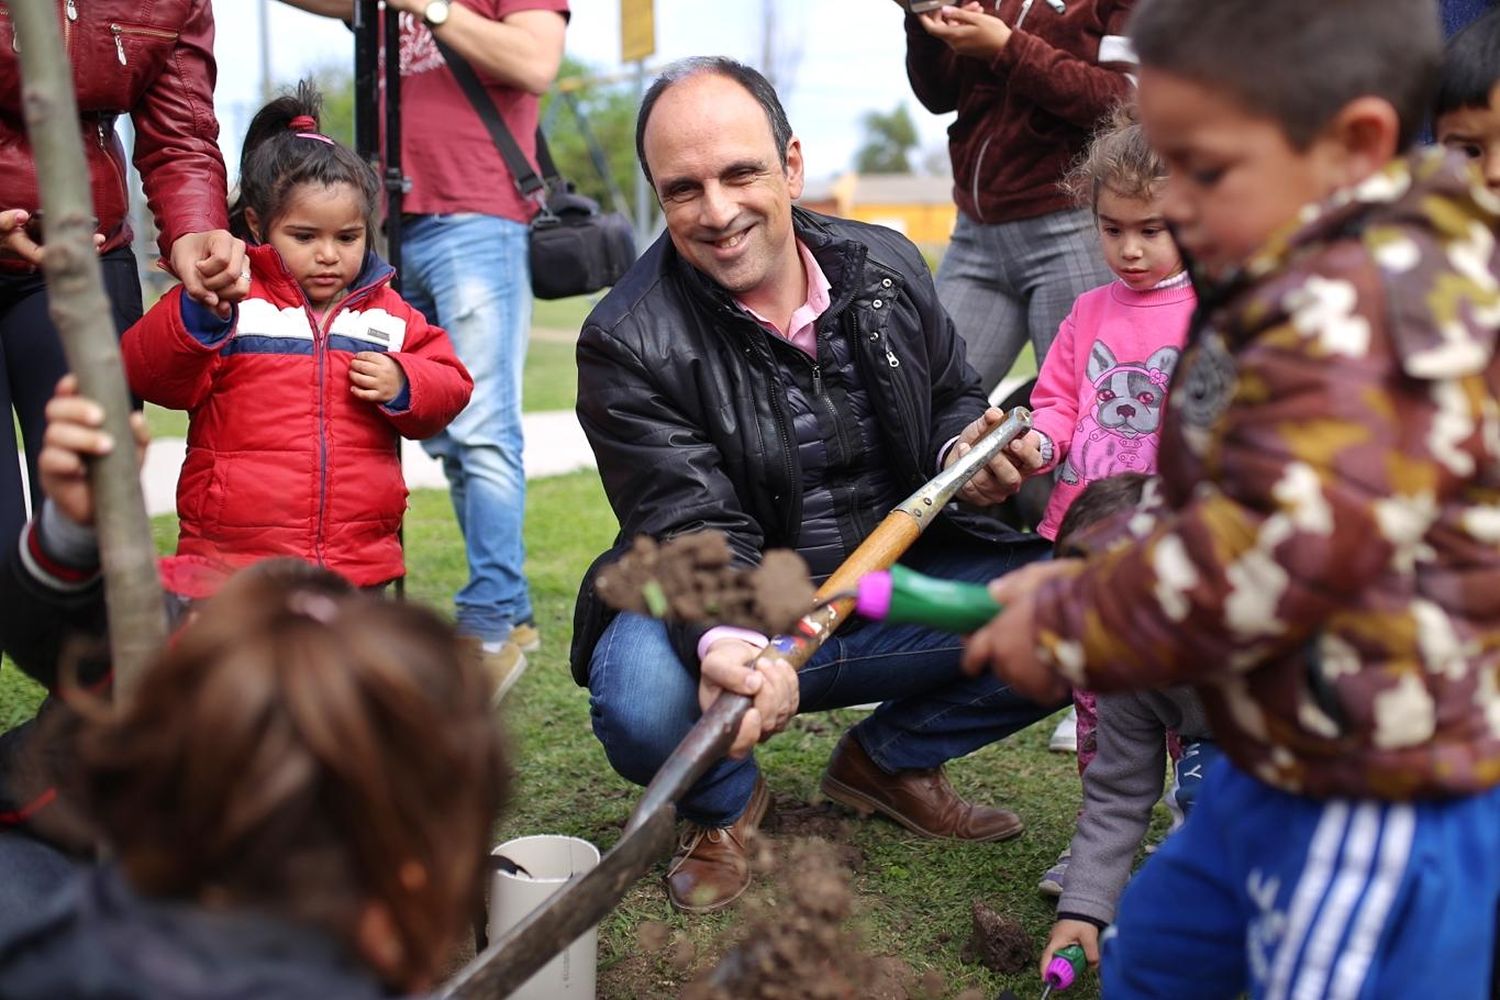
[122,244,472,594]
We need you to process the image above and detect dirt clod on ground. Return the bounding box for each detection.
[595,532,816,635]
[667,934,699,975]
[681,838,891,1000]
[959,899,1032,975]
[918,968,946,999]
[636,920,671,954]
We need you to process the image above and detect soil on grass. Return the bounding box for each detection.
[680,837,909,1000]
[960,899,1033,974]
[761,793,864,872]
[595,533,816,635]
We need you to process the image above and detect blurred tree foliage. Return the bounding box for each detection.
[303,63,357,149]
[856,103,919,175]
[539,55,642,217]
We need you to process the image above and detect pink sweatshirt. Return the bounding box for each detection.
[1030,276,1196,539]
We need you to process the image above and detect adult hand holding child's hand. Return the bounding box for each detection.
[945,406,1042,505]
[349,352,408,404]
[169,229,248,319]
[961,559,1079,703]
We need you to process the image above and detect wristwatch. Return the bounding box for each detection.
[421,0,451,29]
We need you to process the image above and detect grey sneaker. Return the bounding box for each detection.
[1048,707,1078,753]
[1038,847,1070,898]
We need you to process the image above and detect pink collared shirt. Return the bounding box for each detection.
[734,239,832,356]
[699,241,832,662]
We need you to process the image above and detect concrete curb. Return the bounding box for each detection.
[135,409,595,517]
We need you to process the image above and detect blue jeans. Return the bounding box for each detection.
[0,831,82,935]
[588,537,1063,827]
[401,214,533,641]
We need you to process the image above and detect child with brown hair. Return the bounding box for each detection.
[1022,106,1195,897]
[966,0,1500,994]
[1038,472,1218,978]
[0,547,508,996]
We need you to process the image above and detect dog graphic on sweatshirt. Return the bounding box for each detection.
[1059,342,1181,486]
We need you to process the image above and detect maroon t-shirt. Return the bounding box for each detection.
[396,0,570,221]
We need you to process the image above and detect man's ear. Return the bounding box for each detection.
[243,207,262,243]
[1323,96,1402,187]
[785,135,805,201]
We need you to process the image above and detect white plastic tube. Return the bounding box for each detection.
[487,835,601,999]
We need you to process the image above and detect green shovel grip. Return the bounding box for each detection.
[854,563,1002,634]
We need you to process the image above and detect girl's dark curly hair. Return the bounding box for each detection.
[229,80,379,244]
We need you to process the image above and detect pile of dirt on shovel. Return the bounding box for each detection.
[677,837,901,1000]
[595,532,817,635]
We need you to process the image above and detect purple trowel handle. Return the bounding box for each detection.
[1044,954,1077,991]
[854,570,894,621]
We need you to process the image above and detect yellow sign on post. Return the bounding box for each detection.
[621,0,655,63]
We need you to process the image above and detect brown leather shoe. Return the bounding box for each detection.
[820,731,1024,842]
[665,776,771,914]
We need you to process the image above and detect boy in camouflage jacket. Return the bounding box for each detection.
[964,1,1500,996]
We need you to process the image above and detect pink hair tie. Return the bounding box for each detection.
[287,591,340,624]
[288,115,335,144]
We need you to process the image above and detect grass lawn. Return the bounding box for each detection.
[0,472,1169,999]
[531,294,599,335]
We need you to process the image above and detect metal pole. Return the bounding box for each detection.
[258,0,273,101]
[632,59,651,249]
[382,5,408,601]
[353,0,380,170]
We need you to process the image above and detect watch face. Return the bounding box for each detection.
[426,0,450,24]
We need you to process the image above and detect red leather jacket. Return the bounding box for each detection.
[0,0,228,268]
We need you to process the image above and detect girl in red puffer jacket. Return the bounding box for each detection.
[123,84,473,596]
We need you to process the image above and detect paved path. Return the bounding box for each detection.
[136,409,595,517]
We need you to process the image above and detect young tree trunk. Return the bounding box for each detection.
[11,0,166,697]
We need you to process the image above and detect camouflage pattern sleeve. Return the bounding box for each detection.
[1032,246,1491,698]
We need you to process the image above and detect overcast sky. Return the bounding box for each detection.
[208,1,957,182]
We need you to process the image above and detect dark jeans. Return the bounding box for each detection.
[0,830,82,935]
[0,248,142,545]
[587,536,1064,827]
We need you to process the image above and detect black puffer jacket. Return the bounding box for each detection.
[570,209,1026,682]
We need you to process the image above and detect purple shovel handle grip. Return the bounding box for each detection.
[854,570,894,621]
[1045,955,1077,991]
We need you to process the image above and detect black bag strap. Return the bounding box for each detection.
[534,128,563,187]
[431,35,554,198]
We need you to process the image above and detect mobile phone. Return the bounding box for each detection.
[899,0,957,12]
